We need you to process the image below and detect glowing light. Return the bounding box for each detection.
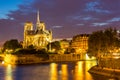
[50,63,58,80]
[5,64,13,80]
[61,64,68,80]
[114,56,119,59]
[85,54,90,60]
[2,61,4,64]
[73,61,97,80]
[74,61,83,80]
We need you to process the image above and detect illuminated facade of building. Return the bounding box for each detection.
[23,11,52,49]
[70,34,89,53]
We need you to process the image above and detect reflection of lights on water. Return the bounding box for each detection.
[50,63,58,80]
[74,61,83,80]
[50,63,68,80]
[61,64,68,80]
[77,62,82,72]
[61,64,67,75]
[74,61,97,80]
[5,64,13,80]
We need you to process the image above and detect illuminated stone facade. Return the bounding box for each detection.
[70,34,89,53]
[23,11,52,49]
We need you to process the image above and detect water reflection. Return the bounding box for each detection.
[49,61,96,80]
[74,61,96,80]
[74,61,83,80]
[0,60,98,80]
[50,63,58,80]
[50,63,69,80]
[5,64,13,80]
[61,64,68,80]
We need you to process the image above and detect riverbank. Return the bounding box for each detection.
[3,54,96,65]
[88,66,120,79]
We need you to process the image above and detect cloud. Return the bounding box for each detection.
[108,17,120,22]
[0,0,120,46]
[76,24,84,26]
[52,26,63,29]
[92,22,109,26]
[85,0,111,14]
[69,15,98,21]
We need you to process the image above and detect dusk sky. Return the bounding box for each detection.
[0,0,120,46]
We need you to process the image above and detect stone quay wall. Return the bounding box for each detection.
[4,54,44,64]
[89,57,120,79]
[49,54,82,62]
[98,58,120,69]
[4,54,86,64]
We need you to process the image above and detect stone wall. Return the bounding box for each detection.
[4,54,87,64]
[4,54,44,64]
[98,58,120,69]
[49,54,83,61]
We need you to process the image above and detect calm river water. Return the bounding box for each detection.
[0,60,112,80]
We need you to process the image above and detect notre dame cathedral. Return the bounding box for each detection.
[23,11,52,49]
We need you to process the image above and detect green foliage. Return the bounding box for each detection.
[3,39,22,52]
[88,28,120,57]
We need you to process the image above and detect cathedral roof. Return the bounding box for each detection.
[27,30,36,35]
[27,29,50,35]
[36,30,50,35]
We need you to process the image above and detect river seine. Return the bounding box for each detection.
[0,60,112,80]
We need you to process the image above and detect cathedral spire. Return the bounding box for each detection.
[37,10,40,23]
[36,10,41,30]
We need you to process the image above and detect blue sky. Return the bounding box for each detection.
[0,0,23,19]
[0,0,120,46]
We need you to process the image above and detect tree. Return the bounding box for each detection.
[3,39,22,52]
[88,28,120,57]
[88,30,103,57]
[47,41,61,53]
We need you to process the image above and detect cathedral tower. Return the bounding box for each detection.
[36,11,45,31]
[23,11,52,49]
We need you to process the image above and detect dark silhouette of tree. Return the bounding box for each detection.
[3,39,22,52]
[88,28,120,57]
[47,41,61,52]
[27,45,35,49]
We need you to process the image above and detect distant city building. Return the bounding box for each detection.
[23,11,52,49]
[70,34,89,53]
